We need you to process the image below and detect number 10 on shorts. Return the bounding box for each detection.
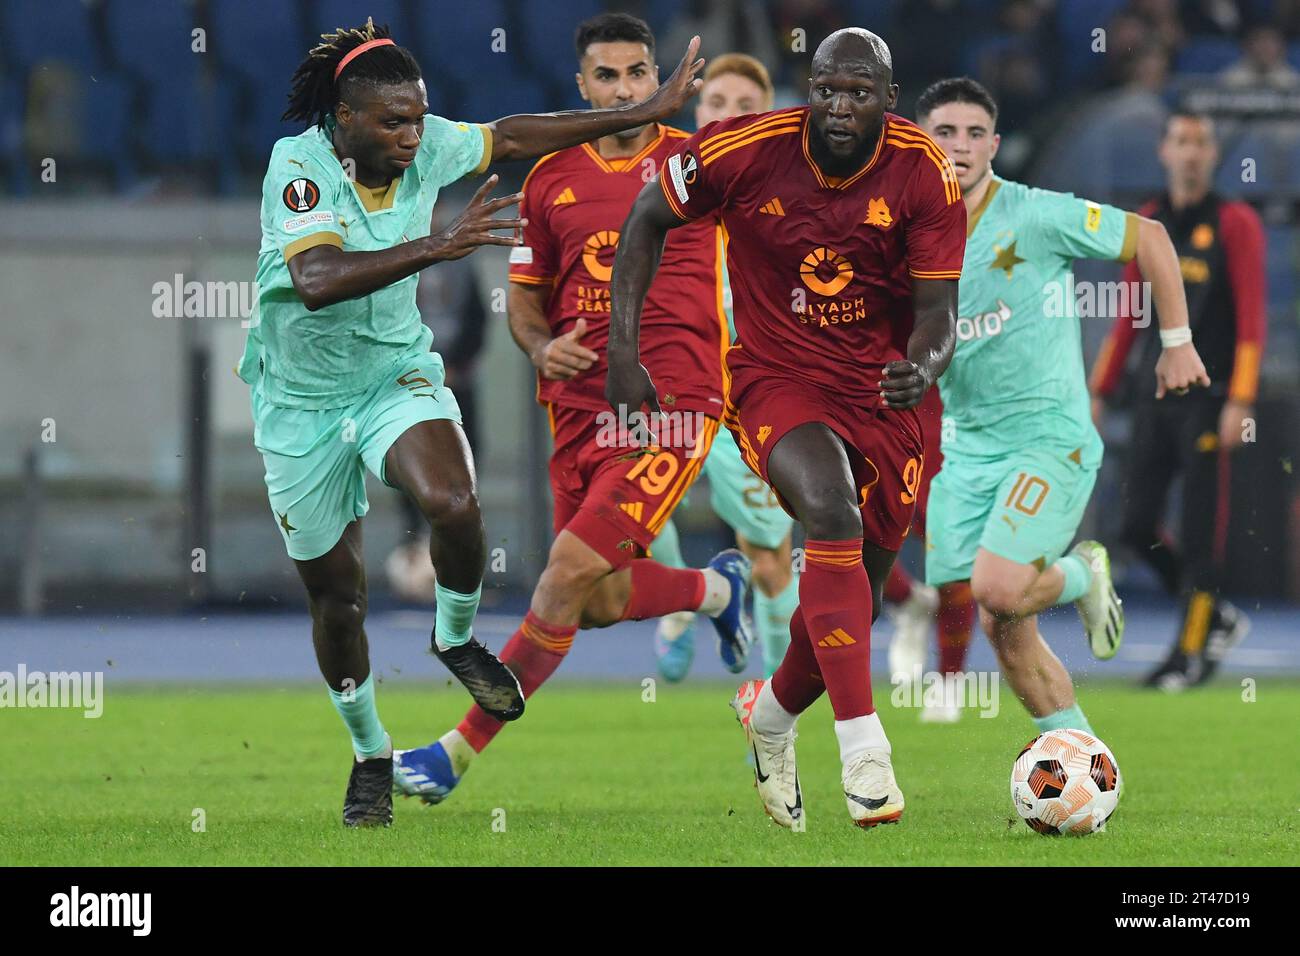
[1005,472,1050,516]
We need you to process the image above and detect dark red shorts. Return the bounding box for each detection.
[912,385,944,537]
[546,402,718,568]
[722,366,926,552]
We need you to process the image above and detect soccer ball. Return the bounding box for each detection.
[1010,729,1121,835]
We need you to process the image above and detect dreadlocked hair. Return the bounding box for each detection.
[283,17,423,128]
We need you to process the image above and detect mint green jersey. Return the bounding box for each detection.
[721,260,736,342]
[940,177,1137,463]
[239,116,491,409]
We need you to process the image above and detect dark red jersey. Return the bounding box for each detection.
[509,125,726,416]
[659,107,966,404]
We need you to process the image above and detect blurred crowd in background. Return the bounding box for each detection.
[6,0,1300,196]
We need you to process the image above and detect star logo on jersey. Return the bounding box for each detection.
[282,178,320,212]
[759,197,785,216]
[582,230,620,282]
[278,512,296,534]
[553,187,576,205]
[990,240,1025,278]
[799,246,854,296]
[864,196,893,228]
[756,425,773,445]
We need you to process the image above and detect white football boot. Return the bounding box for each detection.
[731,679,803,829]
[842,748,905,827]
[1070,541,1124,660]
[887,582,938,687]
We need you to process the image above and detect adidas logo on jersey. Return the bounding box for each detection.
[817,628,857,648]
[758,197,785,216]
[553,187,576,205]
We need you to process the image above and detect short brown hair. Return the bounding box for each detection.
[703,53,774,110]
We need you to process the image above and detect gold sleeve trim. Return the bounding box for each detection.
[1118,212,1139,263]
[474,125,493,175]
[284,231,343,262]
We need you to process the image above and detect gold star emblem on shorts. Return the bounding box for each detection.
[990,240,1025,278]
[278,511,296,534]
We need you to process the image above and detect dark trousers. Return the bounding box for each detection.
[1118,394,1232,595]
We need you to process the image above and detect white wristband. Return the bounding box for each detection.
[1159,326,1193,348]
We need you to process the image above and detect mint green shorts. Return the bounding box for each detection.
[702,427,794,551]
[251,351,461,561]
[924,446,1098,586]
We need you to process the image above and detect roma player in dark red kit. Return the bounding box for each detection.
[393,15,753,804]
[609,29,965,828]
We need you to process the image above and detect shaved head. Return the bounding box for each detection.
[806,28,898,174]
[811,28,892,83]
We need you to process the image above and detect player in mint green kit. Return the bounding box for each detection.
[917,79,1210,735]
[246,19,707,827]
[650,54,799,682]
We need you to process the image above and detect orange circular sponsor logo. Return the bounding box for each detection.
[1191,223,1214,250]
[583,230,620,282]
[799,246,854,296]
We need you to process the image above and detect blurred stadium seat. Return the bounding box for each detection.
[0,0,102,73]
[102,0,213,165]
[1175,37,1245,74]
[845,0,898,31]
[316,0,408,40]
[1055,0,1128,85]
[1214,127,1280,197]
[209,0,306,92]
[641,0,685,38]
[517,0,603,103]
[0,76,20,193]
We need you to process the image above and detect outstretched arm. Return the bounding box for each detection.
[606,177,690,416]
[289,175,521,311]
[880,278,957,409]
[484,38,704,164]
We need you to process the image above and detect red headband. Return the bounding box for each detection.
[335,38,395,80]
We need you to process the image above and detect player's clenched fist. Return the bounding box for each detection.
[430,174,526,261]
[605,357,662,421]
[535,317,599,380]
[1153,341,1211,399]
[879,359,932,410]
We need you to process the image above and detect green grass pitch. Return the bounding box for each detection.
[2,680,1295,865]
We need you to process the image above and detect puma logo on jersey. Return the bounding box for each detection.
[955,299,1012,341]
[864,196,893,228]
[553,187,576,205]
[759,197,785,216]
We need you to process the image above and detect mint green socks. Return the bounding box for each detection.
[1055,553,1092,605]
[434,582,481,650]
[650,518,687,569]
[327,673,389,758]
[754,574,799,678]
[1033,703,1095,736]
